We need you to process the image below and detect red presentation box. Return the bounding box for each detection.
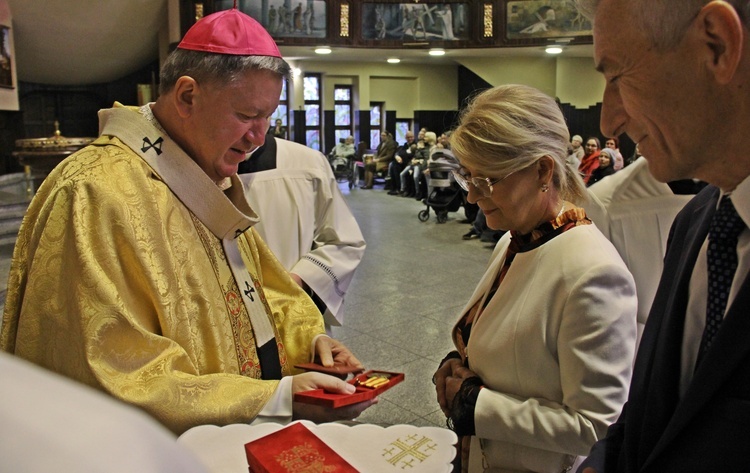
[293,362,363,378]
[244,422,357,472]
[293,370,405,408]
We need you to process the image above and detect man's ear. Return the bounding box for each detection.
[173,76,198,118]
[698,1,744,84]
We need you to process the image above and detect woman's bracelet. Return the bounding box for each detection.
[446,376,483,436]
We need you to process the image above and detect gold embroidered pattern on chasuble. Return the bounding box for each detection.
[191,214,289,378]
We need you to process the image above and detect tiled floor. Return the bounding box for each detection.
[330,181,493,428]
[0,179,496,429]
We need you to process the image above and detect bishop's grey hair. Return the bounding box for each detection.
[159,50,291,95]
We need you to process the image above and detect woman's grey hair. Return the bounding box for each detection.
[575,0,750,50]
[159,49,291,95]
[450,84,587,204]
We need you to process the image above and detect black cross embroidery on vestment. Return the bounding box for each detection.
[142,136,164,155]
[244,281,255,302]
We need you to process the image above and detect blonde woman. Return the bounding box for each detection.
[433,84,637,472]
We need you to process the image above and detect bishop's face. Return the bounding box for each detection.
[183,69,283,183]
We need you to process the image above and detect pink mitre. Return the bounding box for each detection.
[177,5,281,57]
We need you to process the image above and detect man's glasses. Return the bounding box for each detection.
[452,168,519,198]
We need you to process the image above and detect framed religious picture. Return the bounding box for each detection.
[503,0,592,42]
[0,25,13,89]
[360,2,471,42]
[213,0,328,39]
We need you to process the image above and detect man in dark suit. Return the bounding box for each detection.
[388,130,416,195]
[576,0,750,471]
[363,131,397,189]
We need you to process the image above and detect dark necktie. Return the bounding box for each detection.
[697,196,745,365]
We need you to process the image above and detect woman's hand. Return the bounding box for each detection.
[314,336,364,370]
[435,360,480,416]
[444,366,479,411]
[434,358,462,416]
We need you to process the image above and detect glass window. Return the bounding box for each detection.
[371,130,381,149]
[304,76,320,101]
[334,87,351,101]
[306,130,321,151]
[370,102,385,149]
[395,121,411,144]
[333,85,354,152]
[270,80,289,133]
[304,73,322,150]
[334,104,351,126]
[271,104,288,126]
[370,104,381,127]
[305,105,320,126]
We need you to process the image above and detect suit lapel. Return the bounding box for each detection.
[629,189,718,467]
[649,267,750,460]
[639,189,718,468]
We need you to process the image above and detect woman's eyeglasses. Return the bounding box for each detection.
[452,168,518,197]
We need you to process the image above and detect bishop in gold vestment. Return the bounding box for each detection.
[2,7,371,435]
[0,104,327,434]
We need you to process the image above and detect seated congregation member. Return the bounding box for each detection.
[579,137,601,185]
[330,135,355,164]
[588,147,617,185]
[461,208,505,243]
[567,134,585,172]
[417,131,438,199]
[389,130,416,195]
[0,8,372,435]
[397,131,419,196]
[400,128,429,198]
[238,134,366,334]
[604,137,624,170]
[363,131,397,189]
[433,84,637,472]
[437,131,453,149]
[269,118,287,139]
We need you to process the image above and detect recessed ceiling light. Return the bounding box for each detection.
[387,58,401,64]
[428,49,445,56]
[315,47,332,54]
[545,46,563,54]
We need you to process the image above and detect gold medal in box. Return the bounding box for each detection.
[293,368,405,408]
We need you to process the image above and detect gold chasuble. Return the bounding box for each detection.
[0,104,325,434]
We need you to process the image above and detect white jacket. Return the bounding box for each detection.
[455,223,637,472]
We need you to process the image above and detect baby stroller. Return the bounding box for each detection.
[418,149,465,224]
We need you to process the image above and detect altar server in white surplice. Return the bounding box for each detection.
[584,156,694,346]
[239,135,366,333]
